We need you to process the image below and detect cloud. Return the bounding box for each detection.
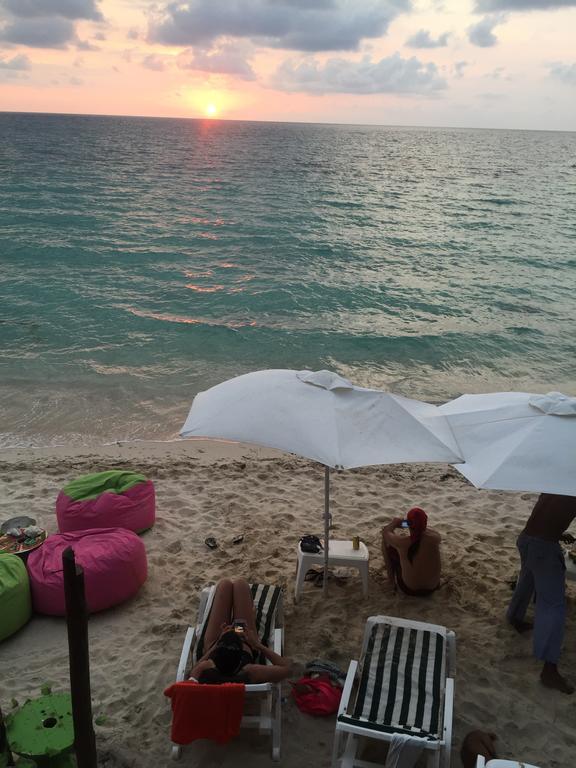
[468,14,505,46]
[0,0,102,21]
[405,29,449,48]
[127,27,140,40]
[548,61,576,85]
[0,52,30,68]
[177,43,256,80]
[149,0,411,52]
[142,54,166,71]
[76,38,99,50]
[272,53,446,94]
[475,0,576,10]
[453,60,468,78]
[0,17,74,48]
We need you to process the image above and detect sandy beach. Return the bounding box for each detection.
[1,439,575,768]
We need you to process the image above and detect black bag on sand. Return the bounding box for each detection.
[300,535,323,553]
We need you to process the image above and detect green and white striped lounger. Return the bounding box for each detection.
[171,582,284,762]
[332,616,456,768]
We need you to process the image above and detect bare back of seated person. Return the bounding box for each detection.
[382,509,441,593]
[389,528,441,591]
[523,493,576,542]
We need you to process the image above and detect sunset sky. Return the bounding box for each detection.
[0,0,575,130]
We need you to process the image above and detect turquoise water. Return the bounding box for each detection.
[1,112,575,448]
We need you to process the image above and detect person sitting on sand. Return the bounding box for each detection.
[189,578,292,684]
[507,493,576,695]
[381,507,441,596]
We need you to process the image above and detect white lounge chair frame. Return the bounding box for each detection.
[476,759,540,768]
[332,615,456,768]
[170,583,284,762]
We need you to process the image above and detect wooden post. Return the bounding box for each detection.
[62,547,97,768]
[0,706,14,767]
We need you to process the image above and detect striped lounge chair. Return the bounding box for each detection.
[332,616,456,768]
[170,583,283,761]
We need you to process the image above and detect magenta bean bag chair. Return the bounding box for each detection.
[56,470,155,534]
[27,528,147,616]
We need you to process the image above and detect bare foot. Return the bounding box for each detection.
[541,663,575,694]
[509,618,533,634]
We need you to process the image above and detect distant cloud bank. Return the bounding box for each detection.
[149,0,411,52]
[273,53,446,94]
[475,0,576,9]
[0,0,103,48]
[405,29,449,48]
[1,0,102,21]
[549,61,576,85]
[468,15,505,46]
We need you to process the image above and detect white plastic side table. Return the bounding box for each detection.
[294,540,369,602]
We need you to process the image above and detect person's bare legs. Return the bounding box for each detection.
[204,578,234,650]
[231,578,258,636]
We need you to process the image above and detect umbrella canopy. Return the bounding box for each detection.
[181,369,463,592]
[439,391,576,495]
[181,369,463,468]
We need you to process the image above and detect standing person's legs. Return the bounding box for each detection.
[231,578,258,636]
[204,578,234,650]
[506,534,534,632]
[530,544,572,693]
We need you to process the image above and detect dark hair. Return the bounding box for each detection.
[210,631,243,676]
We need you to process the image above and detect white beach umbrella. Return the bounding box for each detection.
[439,391,576,495]
[181,369,463,589]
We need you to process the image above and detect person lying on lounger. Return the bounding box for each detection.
[189,578,292,684]
[381,507,441,596]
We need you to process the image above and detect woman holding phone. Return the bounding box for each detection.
[381,507,441,596]
[189,578,291,684]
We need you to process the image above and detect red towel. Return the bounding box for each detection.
[164,681,246,745]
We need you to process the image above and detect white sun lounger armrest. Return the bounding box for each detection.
[176,626,196,682]
[442,676,454,768]
[338,659,358,718]
[273,627,283,655]
[446,630,457,679]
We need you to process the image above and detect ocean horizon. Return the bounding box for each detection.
[1,111,575,449]
[3,109,576,133]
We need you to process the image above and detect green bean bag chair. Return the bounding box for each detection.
[0,554,31,642]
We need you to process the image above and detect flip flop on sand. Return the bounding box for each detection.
[204,536,218,550]
[232,535,244,545]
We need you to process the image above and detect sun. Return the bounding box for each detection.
[205,103,218,117]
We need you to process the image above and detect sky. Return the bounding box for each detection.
[0,0,575,130]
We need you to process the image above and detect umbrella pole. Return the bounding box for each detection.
[323,465,330,594]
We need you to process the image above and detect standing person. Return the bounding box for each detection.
[381,507,441,596]
[507,493,576,694]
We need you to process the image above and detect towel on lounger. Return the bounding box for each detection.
[164,681,245,744]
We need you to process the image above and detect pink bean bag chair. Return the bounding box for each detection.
[27,528,147,616]
[56,470,155,534]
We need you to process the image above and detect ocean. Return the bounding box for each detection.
[1,112,575,449]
